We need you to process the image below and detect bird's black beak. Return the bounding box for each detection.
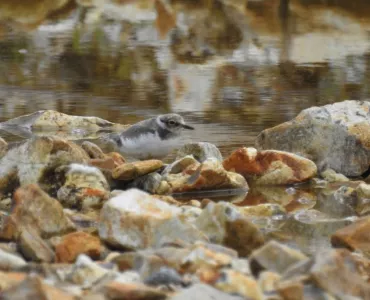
[181,123,194,130]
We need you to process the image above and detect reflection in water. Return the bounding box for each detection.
[0,0,370,254]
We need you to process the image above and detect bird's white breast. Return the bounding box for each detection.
[119,132,182,160]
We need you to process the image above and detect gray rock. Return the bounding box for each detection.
[0,248,27,270]
[144,266,184,286]
[18,228,55,263]
[256,100,370,176]
[176,142,223,162]
[170,283,244,300]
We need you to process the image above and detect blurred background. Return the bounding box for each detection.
[0,0,369,154]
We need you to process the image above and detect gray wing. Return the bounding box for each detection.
[118,118,157,140]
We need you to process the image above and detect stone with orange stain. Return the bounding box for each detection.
[99,189,206,250]
[55,231,102,263]
[0,184,75,240]
[57,163,110,210]
[112,160,163,181]
[155,0,176,39]
[256,100,370,177]
[166,159,247,193]
[223,147,317,185]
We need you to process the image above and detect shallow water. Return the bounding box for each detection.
[0,0,370,254]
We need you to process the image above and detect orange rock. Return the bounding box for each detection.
[55,231,102,263]
[89,157,117,170]
[0,184,75,240]
[223,147,317,185]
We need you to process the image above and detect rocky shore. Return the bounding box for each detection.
[0,100,369,299]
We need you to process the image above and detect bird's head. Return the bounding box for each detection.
[156,113,194,133]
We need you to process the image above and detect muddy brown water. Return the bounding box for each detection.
[0,0,370,254]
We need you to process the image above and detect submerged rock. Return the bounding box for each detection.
[56,163,110,210]
[249,240,308,276]
[331,216,370,257]
[195,202,264,256]
[176,142,223,162]
[223,147,317,185]
[0,184,75,240]
[256,100,370,177]
[99,189,206,250]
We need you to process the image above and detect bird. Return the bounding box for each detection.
[107,113,194,160]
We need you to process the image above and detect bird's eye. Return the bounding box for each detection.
[168,120,176,126]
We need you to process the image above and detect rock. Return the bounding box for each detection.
[127,172,171,195]
[0,184,75,240]
[170,283,244,300]
[0,137,7,159]
[255,100,370,177]
[99,189,206,250]
[144,267,184,287]
[213,270,263,299]
[238,203,286,217]
[167,159,248,193]
[66,254,113,288]
[354,183,370,215]
[18,228,55,263]
[112,160,164,181]
[181,242,234,273]
[249,240,308,276]
[195,202,264,256]
[1,275,75,300]
[0,136,89,195]
[321,169,349,182]
[82,141,106,159]
[56,164,110,210]
[161,155,198,176]
[310,249,370,298]
[55,231,102,263]
[0,248,27,270]
[104,282,167,300]
[0,110,125,133]
[0,271,27,292]
[176,142,223,162]
[331,217,370,257]
[223,147,317,185]
[258,271,281,294]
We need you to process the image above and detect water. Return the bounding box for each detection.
[0,0,370,254]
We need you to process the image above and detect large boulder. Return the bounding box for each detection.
[255,100,370,177]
